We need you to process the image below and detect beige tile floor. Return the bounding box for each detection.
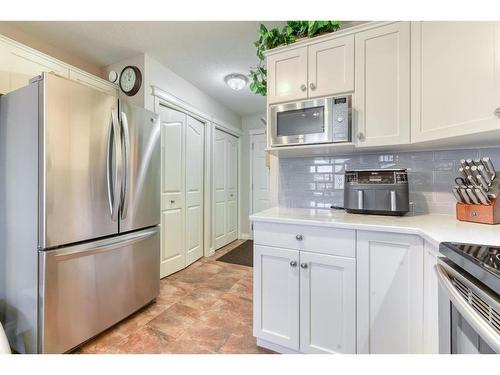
[75,240,274,354]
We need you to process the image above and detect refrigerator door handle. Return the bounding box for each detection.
[120,111,131,220]
[106,110,122,221]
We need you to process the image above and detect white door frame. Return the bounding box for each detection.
[249,128,267,240]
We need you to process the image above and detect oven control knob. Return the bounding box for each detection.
[337,116,344,123]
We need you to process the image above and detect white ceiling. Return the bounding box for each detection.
[8,21,292,116]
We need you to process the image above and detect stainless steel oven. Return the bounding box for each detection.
[270,95,351,147]
[436,243,499,354]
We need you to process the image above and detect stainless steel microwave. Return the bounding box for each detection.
[270,95,352,147]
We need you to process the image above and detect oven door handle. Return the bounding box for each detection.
[434,264,500,353]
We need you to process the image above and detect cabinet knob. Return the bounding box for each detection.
[295,234,303,241]
[300,84,307,92]
[357,132,365,141]
[170,200,175,204]
[290,260,297,267]
[300,263,308,269]
[309,83,316,90]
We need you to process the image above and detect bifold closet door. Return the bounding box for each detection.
[185,116,204,265]
[214,128,238,249]
[159,106,204,278]
[159,107,185,277]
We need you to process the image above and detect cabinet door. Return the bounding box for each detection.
[423,241,440,354]
[354,22,411,147]
[357,231,423,354]
[300,252,356,354]
[185,116,204,266]
[159,107,185,277]
[0,39,69,95]
[69,69,117,96]
[267,47,308,104]
[308,35,354,98]
[411,22,500,142]
[253,245,300,351]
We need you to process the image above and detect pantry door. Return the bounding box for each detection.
[251,132,270,215]
[214,128,239,249]
[185,115,205,266]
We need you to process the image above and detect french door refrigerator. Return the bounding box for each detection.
[0,73,161,353]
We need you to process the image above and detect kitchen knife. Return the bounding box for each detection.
[458,167,467,179]
[452,187,464,203]
[460,187,472,204]
[466,159,474,167]
[473,159,482,167]
[482,157,496,179]
[466,188,479,204]
[460,159,468,169]
[475,188,491,205]
[468,168,479,184]
[477,165,492,186]
[474,174,489,193]
[464,166,472,177]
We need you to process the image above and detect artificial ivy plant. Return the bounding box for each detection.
[249,21,341,96]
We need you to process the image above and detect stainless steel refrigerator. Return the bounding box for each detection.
[0,73,161,353]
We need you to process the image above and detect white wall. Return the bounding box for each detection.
[105,54,146,107]
[240,113,266,238]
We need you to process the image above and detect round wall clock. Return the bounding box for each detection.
[119,66,142,96]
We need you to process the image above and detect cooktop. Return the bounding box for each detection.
[440,242,500,293]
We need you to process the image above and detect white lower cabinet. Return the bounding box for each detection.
[253,245,300,350]
[356,231,424,354]
[299,251,356,354]
[253,229,356,354]
[423,241,440,353]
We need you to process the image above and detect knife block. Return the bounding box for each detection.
[456,197,500,224]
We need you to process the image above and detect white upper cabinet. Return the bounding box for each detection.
[354,22,411,147]
[267,35,355,104]
[411,21,500,142]
[0,35,115,97]
[307,35,354,98]
[267,46,308,104]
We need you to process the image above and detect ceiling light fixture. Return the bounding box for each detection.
[224,73,249,91]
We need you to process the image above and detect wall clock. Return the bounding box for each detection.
[119,66,142,96]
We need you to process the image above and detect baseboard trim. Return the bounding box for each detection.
[239,232,251,240]
[256,338,299,354]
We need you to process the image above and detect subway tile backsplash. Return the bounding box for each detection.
[278,147,500,214]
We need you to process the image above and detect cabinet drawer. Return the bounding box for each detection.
[253,222,355,258]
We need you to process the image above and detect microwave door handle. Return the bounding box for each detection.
[120,111,131,220]
[434,264,500,353]
[357,190,364,210]
[107,110,122,221]
[390,190,397,211]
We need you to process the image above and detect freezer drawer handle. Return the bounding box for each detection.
[120,111,131,220]
[434,264,500,353]
[52,228,158,261]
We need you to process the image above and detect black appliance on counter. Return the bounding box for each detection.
[344,169,409,216]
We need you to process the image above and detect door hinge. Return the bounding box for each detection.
[251,223,254,231]
[251,183,254,190]
[252,143,254,150]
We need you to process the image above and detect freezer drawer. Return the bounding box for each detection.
[39,226,160,353]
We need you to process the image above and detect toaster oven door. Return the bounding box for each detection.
[270,98,332,146]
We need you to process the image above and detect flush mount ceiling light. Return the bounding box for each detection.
[224,73,249,91]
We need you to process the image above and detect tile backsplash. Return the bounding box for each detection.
[279,147,500,214]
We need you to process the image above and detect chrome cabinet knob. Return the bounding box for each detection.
[296,234,303,241]
[290,260,297,267]
[300,263,308,269]
[300,84,307,91]
[170,200,175,204]
[309,83,316,90]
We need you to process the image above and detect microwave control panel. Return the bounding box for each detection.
[331,96,351,143]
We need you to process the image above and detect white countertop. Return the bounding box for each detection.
[250,207,500,248]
